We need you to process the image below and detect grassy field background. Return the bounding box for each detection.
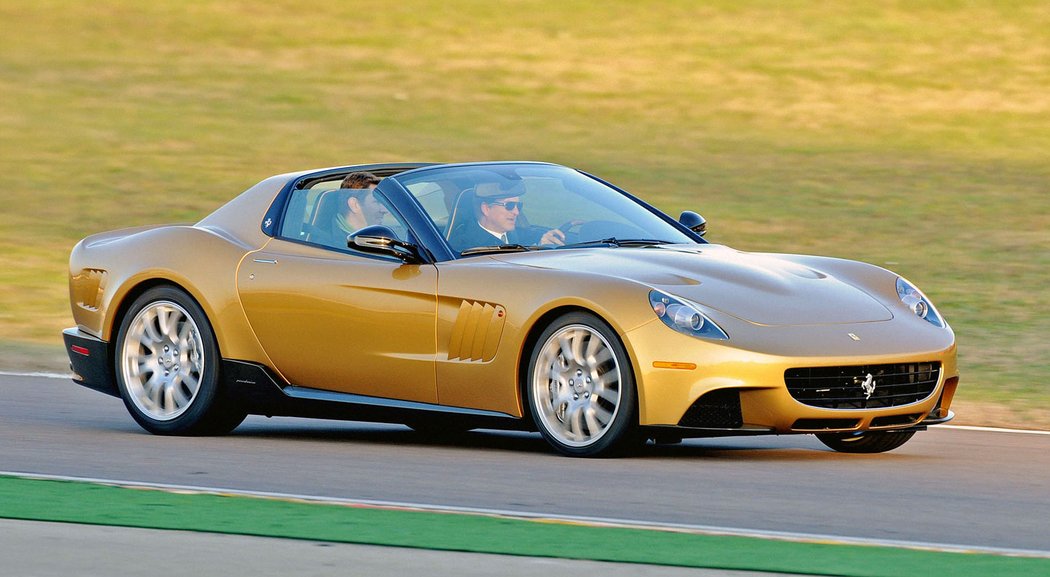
[2,1,1047,425]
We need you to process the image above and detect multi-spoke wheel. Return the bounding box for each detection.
[527,312,637,457]
[115,286,244,435]
[816,430,916,453]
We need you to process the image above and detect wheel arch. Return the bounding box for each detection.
[516,305,640,430]
[109,281,248,435]
[106,278,218,384]
[106,275,213,340]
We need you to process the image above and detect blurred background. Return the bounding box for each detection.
[2,0,1047,426]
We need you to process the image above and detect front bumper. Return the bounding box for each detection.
[63,327,117,397]
[625,319,959,434]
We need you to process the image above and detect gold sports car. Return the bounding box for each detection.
[64,161,958,457]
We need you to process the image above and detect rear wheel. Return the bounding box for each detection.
[817,430,916,453]
[114,286,245,435]
[527,312,637,457]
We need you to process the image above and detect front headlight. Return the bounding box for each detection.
[896,277,945,328]
[649,290,729,340]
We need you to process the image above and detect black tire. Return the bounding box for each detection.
[114,286,245,435]
[526,312,637,457]
[816,430,916,453]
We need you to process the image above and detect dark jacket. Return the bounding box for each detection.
[449,219,510,252]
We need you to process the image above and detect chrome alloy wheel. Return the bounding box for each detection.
[119,300,205,421]
[532,324,622,447]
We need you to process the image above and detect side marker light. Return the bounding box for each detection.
[653,361,697,370]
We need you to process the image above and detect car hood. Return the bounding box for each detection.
[494,244,893,326]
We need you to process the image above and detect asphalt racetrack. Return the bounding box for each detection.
[2,373,1048,556]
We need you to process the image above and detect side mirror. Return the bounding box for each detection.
[349,225,424,264]
[679,211,707,237]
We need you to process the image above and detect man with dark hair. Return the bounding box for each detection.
[335,171,387,234]
[313,171,388,248]
[341,171,382,190]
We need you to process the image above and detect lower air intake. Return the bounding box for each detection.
[678,389,743,429]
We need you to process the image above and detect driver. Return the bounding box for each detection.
[450,181,565,251]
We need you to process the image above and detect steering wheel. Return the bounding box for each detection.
[554,219,585,244]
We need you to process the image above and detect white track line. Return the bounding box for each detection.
[940,424,1050,436]
[3,370,1048,436]
[0,370,73,380]
[3,471,1048,559]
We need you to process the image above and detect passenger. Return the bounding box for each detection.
[313,171,388,248]
[450,182,565,251]
[337,171,387,232]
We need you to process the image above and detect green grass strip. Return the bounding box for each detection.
[1,475,1045,577]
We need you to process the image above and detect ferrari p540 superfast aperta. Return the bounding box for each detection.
[64,162,958,457]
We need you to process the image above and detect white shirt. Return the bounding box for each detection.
[480,224,507,243]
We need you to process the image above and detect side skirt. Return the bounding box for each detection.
[221,360,525,430]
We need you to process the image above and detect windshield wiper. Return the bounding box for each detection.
[613,238,675,247]
[557,238,674,249]
[459,243,534,256]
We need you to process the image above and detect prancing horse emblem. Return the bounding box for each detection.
[856,373,876,399]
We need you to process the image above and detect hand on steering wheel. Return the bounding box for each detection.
[543,219,585,246]
[540,228,566,246]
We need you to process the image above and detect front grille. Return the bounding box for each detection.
[785,362,940,410]
[678,389,743,428]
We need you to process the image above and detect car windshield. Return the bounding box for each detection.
[395,163,697,257]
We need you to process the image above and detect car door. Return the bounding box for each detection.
[237,232,438,404]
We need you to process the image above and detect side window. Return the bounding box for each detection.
[372,190,412,243]
[278,188,329,241]
[280,185,411,253]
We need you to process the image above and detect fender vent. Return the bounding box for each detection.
[447,300,506,362]
[71,268,107,311]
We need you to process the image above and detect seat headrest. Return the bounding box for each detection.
[444,188,476,239]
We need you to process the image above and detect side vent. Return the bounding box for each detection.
[71,268,107,311]
[447,300,507,362]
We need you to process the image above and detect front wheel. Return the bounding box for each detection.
[114,286,245,435]
[527,312,637,457]
[816,430,916,453]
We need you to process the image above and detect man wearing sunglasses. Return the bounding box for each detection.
[451,181,565,251]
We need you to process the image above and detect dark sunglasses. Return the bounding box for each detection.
[488,200,523,211]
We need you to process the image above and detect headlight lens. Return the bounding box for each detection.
[649,291,729,340]
[896,277,945,328]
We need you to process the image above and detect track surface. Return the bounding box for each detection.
[3,519,787,577]
[3,374,1048,552]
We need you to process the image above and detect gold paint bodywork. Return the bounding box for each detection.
[68,164,958,434]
